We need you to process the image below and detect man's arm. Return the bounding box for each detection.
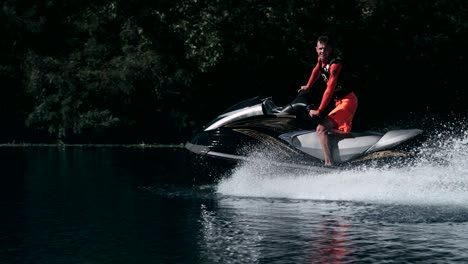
[299,58,321,92]
[305,63,321,89]
[317,63,342,114]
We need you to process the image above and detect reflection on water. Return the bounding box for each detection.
[198,203,262,264]
[198,195,468,263]
[198,198,354,264]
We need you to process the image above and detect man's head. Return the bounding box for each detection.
[315,35,335,63]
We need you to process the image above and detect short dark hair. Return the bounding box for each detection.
[317,35,337,48]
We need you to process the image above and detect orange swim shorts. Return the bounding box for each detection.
[327,92,358,133]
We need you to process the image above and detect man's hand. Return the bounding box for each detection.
[297,86,309,93]
[309,109,321,117]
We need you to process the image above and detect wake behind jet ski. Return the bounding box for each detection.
[185,93,424,170]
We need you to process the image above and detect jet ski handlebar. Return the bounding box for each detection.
[261,92,321,126]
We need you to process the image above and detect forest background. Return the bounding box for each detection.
[1,0,467,144]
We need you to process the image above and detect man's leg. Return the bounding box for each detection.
[316,118,336,166]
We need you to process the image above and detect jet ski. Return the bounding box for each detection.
[185,93,424,171]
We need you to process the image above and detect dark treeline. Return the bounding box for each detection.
[1,0,467,144]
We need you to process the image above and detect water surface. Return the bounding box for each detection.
[1,128,468,263]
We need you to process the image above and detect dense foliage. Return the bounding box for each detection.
[0,0,467,143]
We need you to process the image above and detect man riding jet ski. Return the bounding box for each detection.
[184,93,424,169]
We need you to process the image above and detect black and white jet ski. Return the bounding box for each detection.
[185,94,424,170]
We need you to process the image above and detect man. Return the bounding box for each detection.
[298,35,358,166]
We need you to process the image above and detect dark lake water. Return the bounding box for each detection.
[1,131,468,263]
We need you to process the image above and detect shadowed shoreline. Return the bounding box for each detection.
[0,143,185,148]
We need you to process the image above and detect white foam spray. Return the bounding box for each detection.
[217,123,468,206]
